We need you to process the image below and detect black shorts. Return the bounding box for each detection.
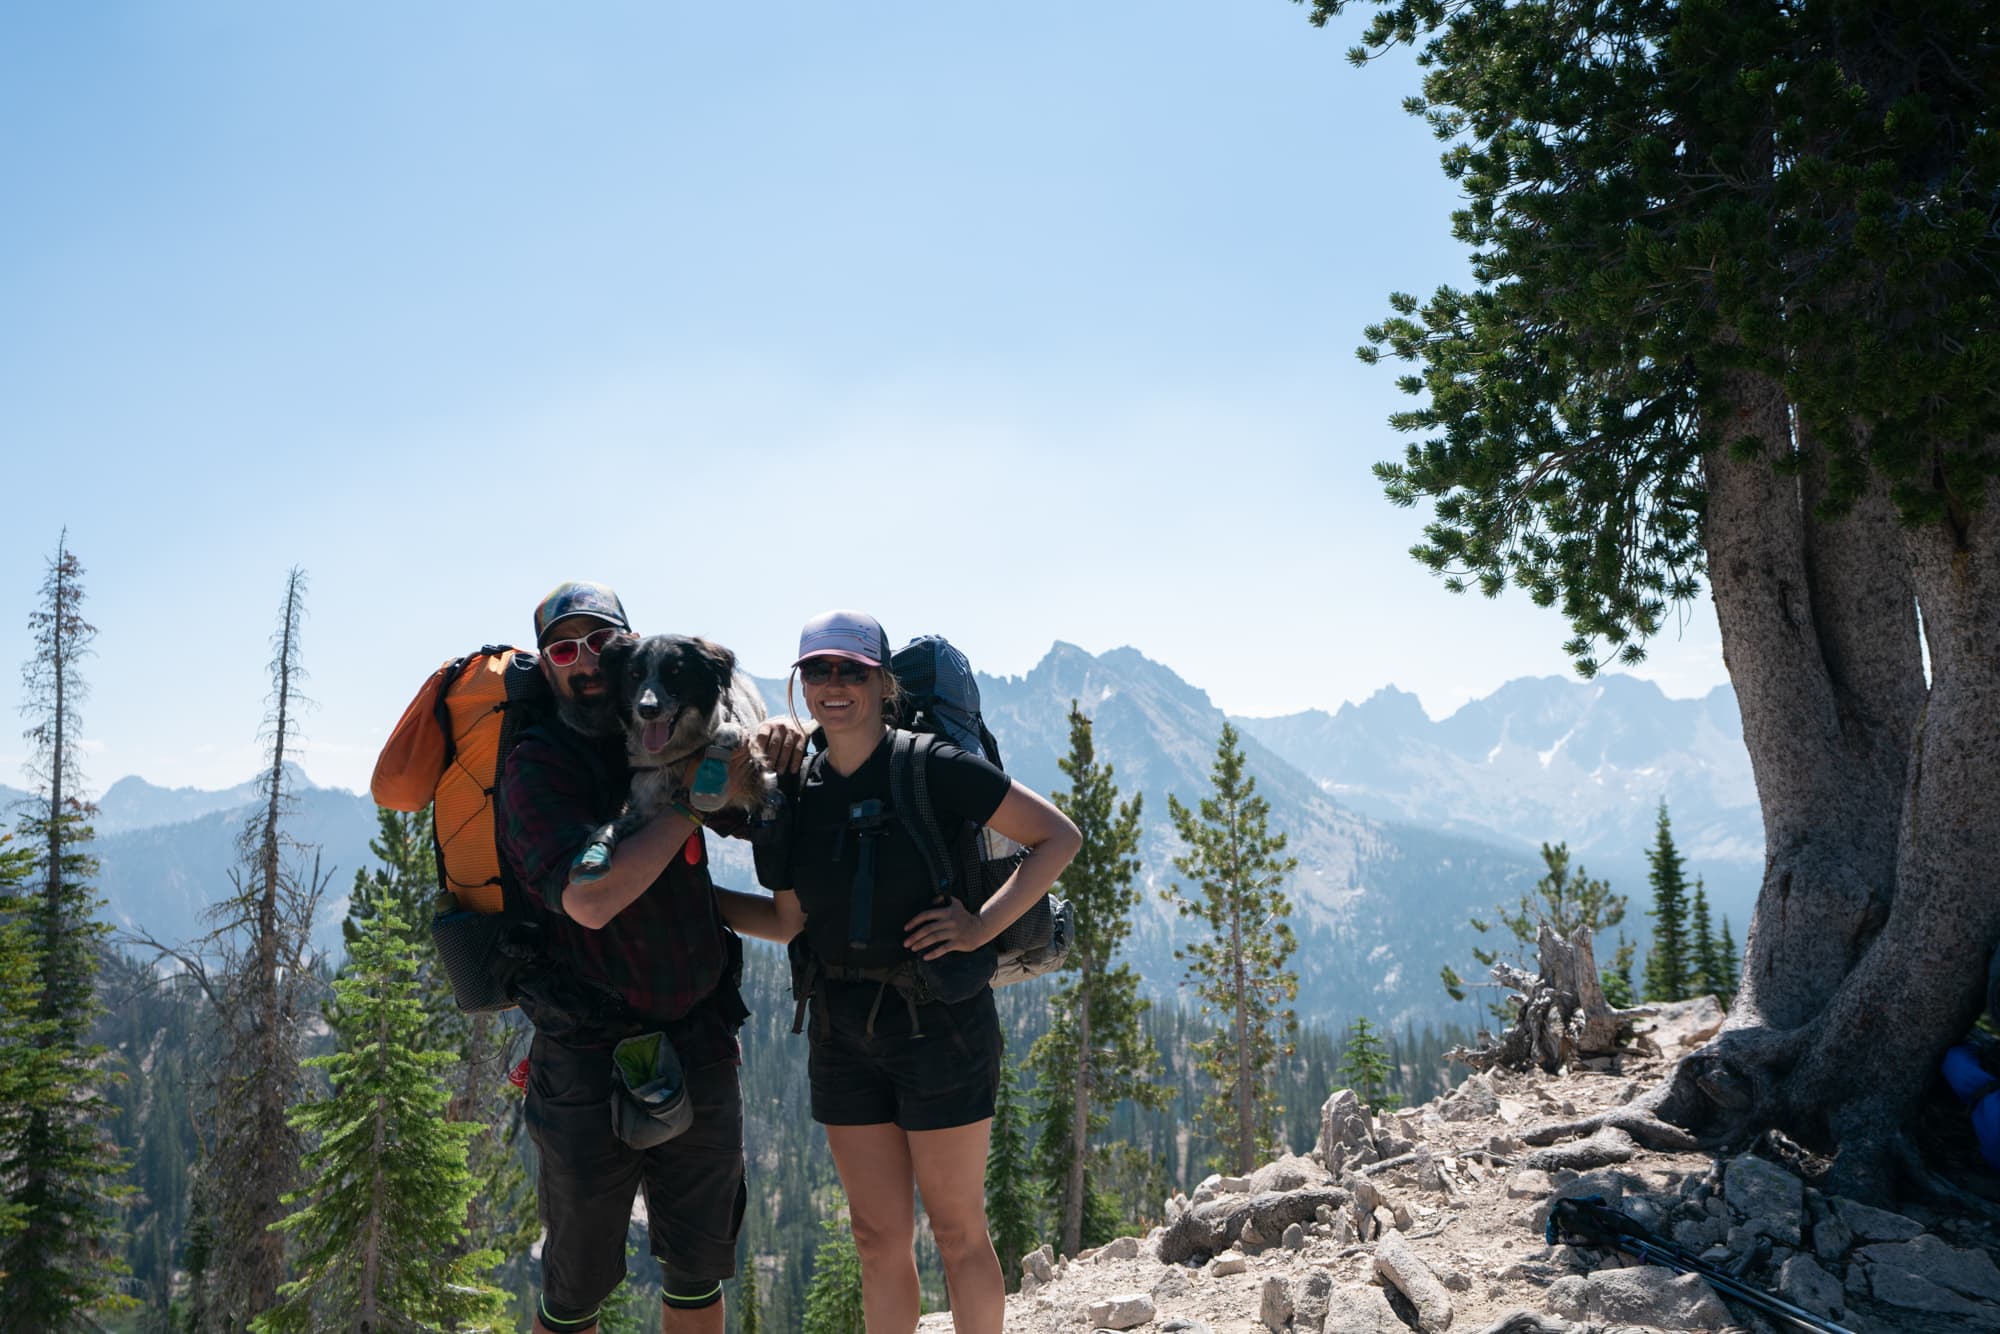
[524,1032,746,1319]
[807,979,1002,1131]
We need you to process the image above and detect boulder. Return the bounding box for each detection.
[1096,1235,1141,1263]
[1150,1267,1190,1303]
[1830,1197,1924,1242]
[1441,1073,1500,1123]
[1209,1250,1247,1277]
[1282,1223,1307,1251]
[1326,1284,1410,1334]
[1810,1211,1853,1262]
[1856,1234,2000,1303]
[1292,1270,1334,1333]
[1415,1145,1445,1194]
[1545,1275,1589,1320]
[1249,1152,1332,1194]
[1260,1275,1294,1332]
[1722,1153,1803,1246]
[1373,1230,1454,1331]
[1157,1187,1351,1264]
[1021,1248,1052,1284]
[1777,1254,1846,1322]
[1316,1089,1380,1174]
[1861,1262,1993,1317]
[1582,1265,1734,1329]
[1085,1293,1155,1330]
[1506,1169,1554,1200]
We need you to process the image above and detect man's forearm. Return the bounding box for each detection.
[714,885,802,944]
[561,808,702,929]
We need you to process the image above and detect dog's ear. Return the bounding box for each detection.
[690,637,737,677]
[597,632,640,680]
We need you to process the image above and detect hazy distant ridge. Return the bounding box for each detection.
[39,649,1758,1029]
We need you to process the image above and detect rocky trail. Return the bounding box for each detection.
[950,1000,2000,1334]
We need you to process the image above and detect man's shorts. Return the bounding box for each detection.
[524,1031,746,1317]
[807,980,1002,1131]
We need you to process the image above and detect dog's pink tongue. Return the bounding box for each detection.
[642,721,674,754]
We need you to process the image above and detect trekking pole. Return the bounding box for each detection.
[1548,1197,1856,1334]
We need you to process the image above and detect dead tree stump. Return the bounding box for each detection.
[1452,926,1642,1073]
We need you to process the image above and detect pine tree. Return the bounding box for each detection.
[1600,931,1639,1009]
[800,1196,864,1334]
[1338,1017,1397,1112]
[0,534,131,1331]
[1163,723,1300,1175]
[1027,703,1167,1257]
[737,1263,764,1334]
[0,834,45,1251]
[985,1059,1040,1288]
[346,806,437,959]
[346,804,536,1298]
[252,906,506,1333]
[1687,878,1723,1001]
[1717,916,1741,1010]
[1642,802,1691,1002]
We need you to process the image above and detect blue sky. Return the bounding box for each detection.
[0,2,1726,795]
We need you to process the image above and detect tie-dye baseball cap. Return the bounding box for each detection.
[533,580,630,645]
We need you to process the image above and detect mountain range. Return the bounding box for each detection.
[10,646,1762,1030]
[1232,675,1761,937]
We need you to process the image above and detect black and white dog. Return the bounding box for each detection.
[574,634,770,878]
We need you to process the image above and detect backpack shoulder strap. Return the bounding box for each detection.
[889,731,953,899]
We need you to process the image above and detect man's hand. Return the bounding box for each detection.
[752,717,808,776]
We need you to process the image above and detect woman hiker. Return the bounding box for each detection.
[726,608,1079,1334]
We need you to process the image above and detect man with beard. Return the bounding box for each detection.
[497,580,799,1334]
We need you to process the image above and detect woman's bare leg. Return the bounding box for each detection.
[826,1122,920,1332]
[909,1119,1003,1334]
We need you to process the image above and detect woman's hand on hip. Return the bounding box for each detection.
[903,896,990,960]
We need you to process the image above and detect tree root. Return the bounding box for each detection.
[1891,1129,2000,1223]
[1521,1083,1700,1154]
[1518,1126,1642,1172]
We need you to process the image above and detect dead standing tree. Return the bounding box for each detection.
[138,568,328,1331]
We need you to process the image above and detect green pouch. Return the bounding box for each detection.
[609,1031,692,1149]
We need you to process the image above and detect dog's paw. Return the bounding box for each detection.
[573,840,613,883]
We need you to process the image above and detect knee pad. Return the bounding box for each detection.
[658,1261,724,1311]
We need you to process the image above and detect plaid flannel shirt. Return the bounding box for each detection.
[497,725,740,1065]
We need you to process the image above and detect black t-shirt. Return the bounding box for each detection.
[778,730,1010,967]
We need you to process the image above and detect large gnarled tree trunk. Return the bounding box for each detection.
[1652,386,1998,1199]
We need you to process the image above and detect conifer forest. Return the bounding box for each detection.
[1,538,1541,1333]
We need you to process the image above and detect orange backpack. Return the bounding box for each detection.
[374,647,553,1012]
[373,645,552,915]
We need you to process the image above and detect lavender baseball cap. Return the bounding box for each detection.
[793,609,890,668]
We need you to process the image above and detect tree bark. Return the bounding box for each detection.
[1063,976,1091,1258]
[1659,401,1989,1198]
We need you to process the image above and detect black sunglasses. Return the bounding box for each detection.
[800,659,875,685]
